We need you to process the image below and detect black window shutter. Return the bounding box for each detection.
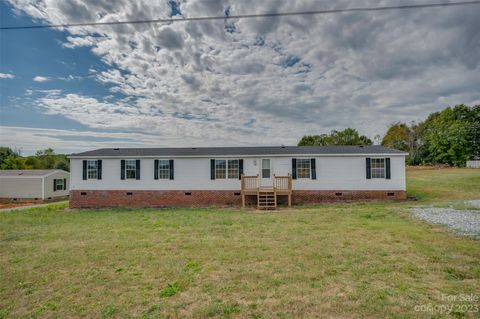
[210,159,215,180]
[292,158,297,179]
[97,160,102,180]
[366,158,371,179]
[121,160,125,180]
[238,159,244,180]
[311,158,316,180]
[169,159,174,180]
[136,160,141,180]
[154,160,159,180]
[385,158,391,179]
[82,160,87,180]
[53,179,56,192]
[63,178,67,190]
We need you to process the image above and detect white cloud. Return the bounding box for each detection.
[0,126,161,154]
[0,73,15,79]
[33,76,50,82]
[0,125,271,155]
[6,0,480,148]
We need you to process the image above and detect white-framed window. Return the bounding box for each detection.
[261,159,271,178]
[54,179,64,191]
[371,158,385,179]
[87,160,98,179]
[158,160,171,179]
[125,160,137,179]
[296,159,311,179]
[214,159,239,179]
[227,160,239,179]
[215,160,227,179]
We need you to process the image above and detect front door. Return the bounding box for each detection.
[260,158,273,187]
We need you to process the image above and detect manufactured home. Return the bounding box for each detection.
[69,146,407,209]
[0,169,69,201]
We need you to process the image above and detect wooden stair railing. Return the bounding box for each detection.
[241,174,259,208]
[241,174,292,209]
[273,174,292,207]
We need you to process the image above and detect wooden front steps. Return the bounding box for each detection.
[257,188,277,210]
[241,174,292,210]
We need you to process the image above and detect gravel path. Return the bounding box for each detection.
[411,207,480,237]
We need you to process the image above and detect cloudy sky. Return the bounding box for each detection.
[1,0,479,154]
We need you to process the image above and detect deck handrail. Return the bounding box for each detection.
[241,174,259,190]
[273,174,292,192]
[241,174,292,192]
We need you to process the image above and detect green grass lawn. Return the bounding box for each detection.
[407,167,480,202]
[1,168,479,318]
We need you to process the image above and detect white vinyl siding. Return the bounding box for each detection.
[0,177,42,198]
[0,170,70,199]
[44,171,70,198]
[70,156,406,191]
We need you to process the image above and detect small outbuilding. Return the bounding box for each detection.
[466,160,480,168]
[0,169,69,201]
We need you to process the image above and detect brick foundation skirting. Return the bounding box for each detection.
[69,190,406,209]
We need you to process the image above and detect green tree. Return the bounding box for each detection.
[0,147,19,166]
[24,156,42,169]
[35,148,57,169]
[0,147,70,171]
[54,155,70,171]
[298,134,330,146]
[382,122,410,151]
[382,122,424,165]
[330,128,372,145]
[298,128,372,146]
[422,105,476,166]
[468,105,480,158]
[0,155,27,169]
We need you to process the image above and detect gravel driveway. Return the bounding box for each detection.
[411,204,480,237]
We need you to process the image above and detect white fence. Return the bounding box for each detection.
[467,160,480,168]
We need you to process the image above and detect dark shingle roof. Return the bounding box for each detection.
[0,169,66,177]
[71,145,406,157]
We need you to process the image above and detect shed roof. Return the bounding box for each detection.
[0,169,68,177]
[71,145,407,158]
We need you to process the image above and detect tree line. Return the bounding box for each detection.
[0,147,69,171]
[0,104,478,170]
[299,104,479,167]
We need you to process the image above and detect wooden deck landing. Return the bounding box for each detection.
[241,175,292,210]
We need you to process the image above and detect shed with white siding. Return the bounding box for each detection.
[466,160,480,168]
[0,170,69,201]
